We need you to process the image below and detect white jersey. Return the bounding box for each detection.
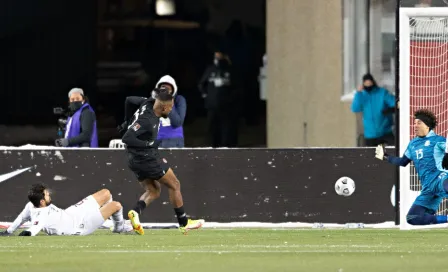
[8,202,75,236]
[7,196,104,236]
[29,204,76,236]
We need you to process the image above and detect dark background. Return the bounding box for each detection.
[0,0,97,125]
[0,0,267,147]
[0,148,396,223]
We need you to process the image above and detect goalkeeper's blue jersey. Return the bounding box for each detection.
[404,130,446,191]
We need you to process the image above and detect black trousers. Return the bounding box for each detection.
[365,132,395,147]
[207,109,238,147]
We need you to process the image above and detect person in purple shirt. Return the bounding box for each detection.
[154,76,187,148]
[55,88,98,148]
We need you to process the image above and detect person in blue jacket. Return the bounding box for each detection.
[351,73,396,146]
[154,75,187,148]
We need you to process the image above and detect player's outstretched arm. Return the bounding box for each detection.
[19,212,47,237]
[2,202,33,235]
[375,144,411,166]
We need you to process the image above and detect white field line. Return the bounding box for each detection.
[0,249,412,254]
[0,221,399,229]
[86,249,416,254]
[0,244,395,249]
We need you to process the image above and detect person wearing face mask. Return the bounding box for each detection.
[351,73,396,147]
[198,50,239,147]
[55,88,98,148]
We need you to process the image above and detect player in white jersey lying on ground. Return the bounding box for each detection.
[0,183,132,236]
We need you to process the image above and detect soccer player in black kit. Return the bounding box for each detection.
[121,88,204,235]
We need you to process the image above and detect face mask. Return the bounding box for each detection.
[364,85,374,91]
[69,101,83,112]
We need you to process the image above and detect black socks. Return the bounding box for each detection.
[134,201,188,227]
[133,200,147,215]
[174,206,188,227]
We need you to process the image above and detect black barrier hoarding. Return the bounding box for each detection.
[0,148,396,224]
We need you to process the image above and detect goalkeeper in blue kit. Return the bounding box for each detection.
[375,109,448,225]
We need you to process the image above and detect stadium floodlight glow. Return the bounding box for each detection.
[156,0,176,16]
[399,7,448,230]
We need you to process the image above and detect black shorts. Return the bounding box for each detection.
[127,152,170,181]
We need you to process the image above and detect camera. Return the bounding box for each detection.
[53,107,69,137]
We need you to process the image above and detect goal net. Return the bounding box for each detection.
[400,8,448,229]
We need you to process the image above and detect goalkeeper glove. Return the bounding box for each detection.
[375,144,388,161]
[442,153,448,169]
[18,231,31,236]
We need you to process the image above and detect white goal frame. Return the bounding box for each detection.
[399,8,448,230]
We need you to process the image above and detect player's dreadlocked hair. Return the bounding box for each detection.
[414,109,437,130]
[28,183,47,208]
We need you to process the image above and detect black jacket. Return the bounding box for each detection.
[199,64,238,110]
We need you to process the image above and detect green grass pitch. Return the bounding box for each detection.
[0,228,447,272]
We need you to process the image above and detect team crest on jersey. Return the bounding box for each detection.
[132,123,141,131]
[425,140,430,146]
[33,221,39,225]
[163,158,167,164]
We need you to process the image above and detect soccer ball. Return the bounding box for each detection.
[334,176,356,197]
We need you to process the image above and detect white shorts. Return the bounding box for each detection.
[65,195,105,236]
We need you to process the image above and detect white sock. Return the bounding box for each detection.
[112,206,124,225]
[107,195,124,226]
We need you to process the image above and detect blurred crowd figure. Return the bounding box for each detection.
[199,50,239,147]
[258,54,267,101]
[351,73,396,147]
[415,0,432,7]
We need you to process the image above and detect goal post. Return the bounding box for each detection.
[399,8,448,230]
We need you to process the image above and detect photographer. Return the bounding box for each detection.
[55,88,98,148]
